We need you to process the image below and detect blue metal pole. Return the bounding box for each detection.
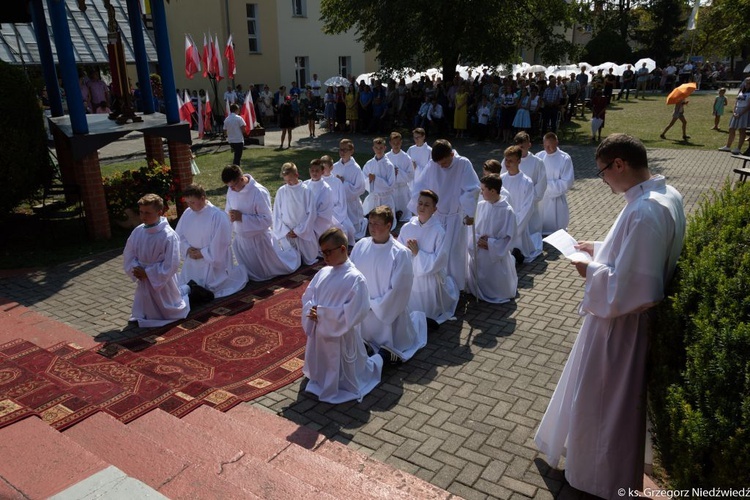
[124,0,155,114]
[31,0,63,117]
[45,0,88,134]
[149,0,178,123]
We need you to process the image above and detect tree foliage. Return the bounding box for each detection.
[631,0,687,65]
[686,0,750,62]
[320,0,576,82]
[0,61,50,217]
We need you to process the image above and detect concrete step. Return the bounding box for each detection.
[63,411,189,490]
[184,406,338,499]
[0,416,108,499]
[0,300,99,350]
[230,404,452,499]
[50,465,168,500]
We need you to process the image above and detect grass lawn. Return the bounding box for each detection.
[562,91,731,150]
[2,89,736,270]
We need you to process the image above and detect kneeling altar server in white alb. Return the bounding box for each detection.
[177,184,248,299]
[301,228,383,404]
[397,189,458,324]
[351,206,427,363]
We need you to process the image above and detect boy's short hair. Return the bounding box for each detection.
[431,139,453,162]
[595,133,648,170]
[221,164,243,183]
[543,132,558,142]
[368,205,394,225]
[389,131,402,140]
[419,189,439,205]
[309,158,323,170]
[320,155,334,167]
[480,174,503,193]
[138,193,164,211]
[412,127,426,136]
[229,103,239,113]
[339,138,354,151]
[482,159,502,174]
[183,184,206,199]
[719,87,727,93]
[281,162,298,176]
[319,227,348,247]
[513,131,531,144]
[373,137,386,146]
[504,145,522,160]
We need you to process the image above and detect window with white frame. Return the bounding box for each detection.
[292,0,306,17]
[295,56,308,88]
[246,4,260,53]
[338,56,351,78]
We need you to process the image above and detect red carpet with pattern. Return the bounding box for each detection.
[0,267,318,430]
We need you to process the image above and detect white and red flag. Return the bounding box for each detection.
[240,90,256,134]
[201,33,212,78]
[212,34,224,81]
[176,91,189,123]
[203,92,213,134]
[184,34,200,79]
[224,34,236,80]
[182,89,196,122]
[197,91,204,138]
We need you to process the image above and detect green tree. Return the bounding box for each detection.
[0,61,50,217]
[687,0,750,64]
[320,0,576,82]
[631,0,689,65]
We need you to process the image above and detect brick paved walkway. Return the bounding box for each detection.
[0,127,740,499]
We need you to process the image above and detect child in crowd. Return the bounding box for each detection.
[386,132,414,222]
[303,159,336,245]
[123,194,189,327]
[468,174,518,304]
[301,227,383,403]
[222,165,300,281]
[361,137,396,229]
[272,162,319,265]
[321,154,356,245]
[713,88,728,130]
[350,206,427,364]
[406,128,432,183]
[176,184,247,302]
[397,190,458,327]
[500,146,540,265]
[467,175,518,303]
[332,139,367,240]
[660,97,689,142]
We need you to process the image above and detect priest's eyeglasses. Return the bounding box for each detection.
[596,160,616,179]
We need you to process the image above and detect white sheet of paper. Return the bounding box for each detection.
[543,229,592,262]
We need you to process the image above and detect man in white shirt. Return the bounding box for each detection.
[223,86,237,105]
[535,133,685,500]
[427,97,445,135]
[223,104,246,166]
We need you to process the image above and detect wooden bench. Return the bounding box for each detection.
[731,154,750,169]
[734,167,750,183]
[717,80,742,89]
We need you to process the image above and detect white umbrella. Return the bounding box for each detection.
[527,64,547,74]
[324,76,350,87]
[635,58,656,72]
[577,61,591,70]
[744,63,750,73]
[355,72,374,85]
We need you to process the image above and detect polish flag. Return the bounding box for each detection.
[203,92,213,133]
[183,89,196,122]
[240,89,256,134]
[212,34,224,81]
[225,99,230,118]
[197,92,204,138]
[224,34,236,80]
[185,34,200,79]
[177,92,190,123]
[201,33,211,78]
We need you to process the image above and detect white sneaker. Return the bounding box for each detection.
[731,149,742,155]
[718,146,731,152]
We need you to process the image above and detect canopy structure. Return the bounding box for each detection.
[0,0,158,66]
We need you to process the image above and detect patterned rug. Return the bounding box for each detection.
[0,265,320,430]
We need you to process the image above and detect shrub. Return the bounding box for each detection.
[102,161,177,220]
[649,180,750,488]
[0,61,52,216]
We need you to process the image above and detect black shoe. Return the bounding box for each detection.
[426,318,440,332]
[378,346,402,365]
[363,341,375,357]
[511,248,525,268]
[188,280,214,305]
[396,210,403,221]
